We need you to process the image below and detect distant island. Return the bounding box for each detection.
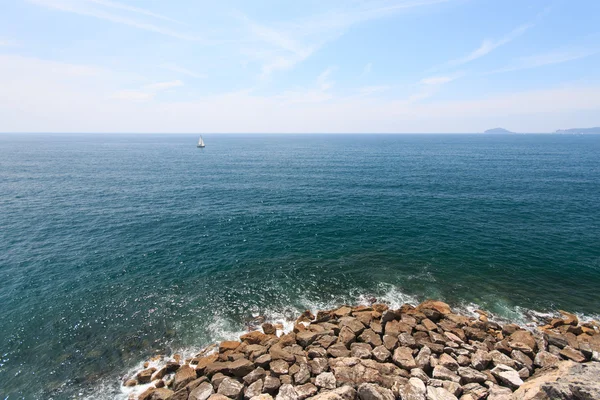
[483,128,515,134]
[555,127,600,134]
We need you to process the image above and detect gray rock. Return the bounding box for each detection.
[470,350,490,371]
[244,367,267,385]
[244,380,263,400]
[426,386,458,400]
[255,354,272,368]
[190,382,215,400]
[398,333,417,348]
[415,346,432,370]
[276,384,299,400]
[457,366,487,384]
[441,381,462,397]
[410,368,429,383]
[490,364,523,389]
[315,372,336,389]
[486,384,512,400]
[263,376,281,394]
[308,357,329,375]
[218,377,244,399]
[295,383,318,400]
[270,359,290,375]
[461,383,487,400]
[488,350,516,369]
[513,360,600,399]
[510,350,532,371]
[357,383,395,400]
[432,365,460,383]
[372,345,391,362]
[534,350,560,368]
[251,395,274,400]
[294,363,311,385]
[400,377,426,400]
[351,343,373,359]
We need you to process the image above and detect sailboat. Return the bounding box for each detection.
[197,136,205,148]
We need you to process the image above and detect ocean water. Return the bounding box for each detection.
[1,133,599,398]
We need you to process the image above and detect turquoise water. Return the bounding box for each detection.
[1,134,599,398]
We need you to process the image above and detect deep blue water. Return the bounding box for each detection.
[1,134,599,398]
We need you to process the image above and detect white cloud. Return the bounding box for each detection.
[159,63,207,79]
[111,90,154,101]
[143,80,184,91]
[3,54,600,133]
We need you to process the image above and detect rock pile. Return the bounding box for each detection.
[124,301,600,400]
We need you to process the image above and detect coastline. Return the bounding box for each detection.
[118,300,600,400]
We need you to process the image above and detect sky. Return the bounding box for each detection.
[1,0,600,133]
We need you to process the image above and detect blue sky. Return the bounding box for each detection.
[1,0,600,133]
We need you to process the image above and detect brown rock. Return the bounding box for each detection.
[509,330,537,351]
[327,343,351,358]
[149,388,174,400]
[339,317,366,335]
[196,353,220,374]
[382,335,398,351]
[333,306,353,317]
[338,326,356,346]
[137,368,157,384]
[392,347,416,370]
[439,353,459,371]
[220,341,241,352]
[559,345,586,362]
[270,359,289,375]
[173,365,197,391]
[240,331,268,345]
[416,300,452,321]
[359,329,382,347]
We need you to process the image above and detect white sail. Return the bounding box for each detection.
[197,136,205,147]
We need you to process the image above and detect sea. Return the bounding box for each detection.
[0,133,599,399]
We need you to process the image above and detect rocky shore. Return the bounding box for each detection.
[123,300,600,400]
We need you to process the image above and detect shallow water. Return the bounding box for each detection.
[0,133,599,398]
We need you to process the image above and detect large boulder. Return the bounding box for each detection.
[512,361,600,399]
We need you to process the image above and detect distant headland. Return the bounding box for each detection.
[483,128,515,134]
[555,127,600,134]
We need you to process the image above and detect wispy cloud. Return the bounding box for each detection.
[86,0,186,25]
[159,63,207,79]
[420,75,456,85]
[486,46,600,74]
[28,0,207,42]
[442,23,533,69]
[113,80,183,102]
[240,0,453,78]
[362,62,373,76]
